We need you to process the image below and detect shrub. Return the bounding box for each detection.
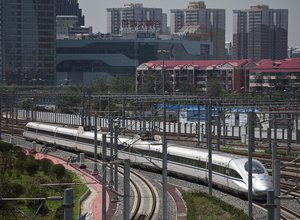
[14,160,25,173]
[10,182,25,197]
[0,141,13,154]
[39,158,53,174]
[24,159,39,176]
[14,147,27,160]
[54,205,64,220]
[51,164,66,179]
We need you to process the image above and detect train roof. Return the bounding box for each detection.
[167,143,242,163]
[26,122,78,135]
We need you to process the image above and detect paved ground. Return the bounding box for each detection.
[167,183,187,220]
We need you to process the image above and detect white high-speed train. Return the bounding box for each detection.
[23,122,272,197]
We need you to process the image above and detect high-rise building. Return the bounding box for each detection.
[107,3,167,35]
[232,10,248,60]
[1,0,56,85]
[56,15,92,39]
[56,16,78,39]
[56,0,84,26]
[170,1,225,60]
[233,5,288,61]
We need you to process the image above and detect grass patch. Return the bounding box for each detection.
[182,191,248,220]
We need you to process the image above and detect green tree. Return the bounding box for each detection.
[39,158,53,174]
[20,98,33,110]
[14,160,25,174]
[111,76,135,93]
[57,95,81,113]
[0,142,13,202]
[206,79,224,97]
[24,159,39,176]
[0,141,13,154]
[51,164,66,180]
[92,77,110,93]
[10,182,25,197]
[14,146,27,160]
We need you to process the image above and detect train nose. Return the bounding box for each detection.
[253,180,273,196]
[253,185,271,196]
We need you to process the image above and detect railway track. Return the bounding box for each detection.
[128,169,159,220]
[280,205,300,220]
[86,155,160,220]
[254,201,300,220]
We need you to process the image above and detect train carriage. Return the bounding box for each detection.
[23,122,272,197]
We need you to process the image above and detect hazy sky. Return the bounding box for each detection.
[78,0,300,47]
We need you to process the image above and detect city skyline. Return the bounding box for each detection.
[78,0,299,47]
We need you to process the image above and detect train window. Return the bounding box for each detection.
[37,129,54,136]
[168,155,174,161]
[76,137,93,144]
[56,133,75,141]
[121,145,129,152]
[199,161,206,169]
[27,127,36,132]
[212,164,226,175]
[133,148,146,155]
[228,169,242,179]
[244,161,264,174]
[168,155,204,168]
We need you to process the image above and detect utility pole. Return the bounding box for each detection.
[206,101,212,196]
[287,116,292,156]
[102,134,107,220]
[114,125,119,201]
[222,107,226,145]
[64,188,73,220]
[92,115,98,175]
[81,92,85,127]
[177,102,180,141]
[274,160,281,220]
[123,160,130,220]
[122,97,126,135]
[197,104,201,146]
[11,93,15,145]
[109,117,114,185]
[87,91,91,128]
[162,99,168,220]
[247,111,255,219]
[216,106,221,151]
[267,190,275,220]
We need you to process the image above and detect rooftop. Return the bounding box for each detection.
[138,59,252,70]
[251,58,300,72]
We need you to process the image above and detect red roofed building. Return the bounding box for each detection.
[136,59,254,94]
[249,58,300,93]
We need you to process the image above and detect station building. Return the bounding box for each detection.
[56,37,213,85]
